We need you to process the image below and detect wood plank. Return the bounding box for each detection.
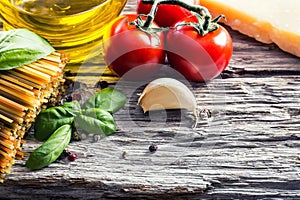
[1,0,300,199]
[2,75,300,199]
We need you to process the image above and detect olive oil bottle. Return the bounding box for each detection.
[0,0,127,64]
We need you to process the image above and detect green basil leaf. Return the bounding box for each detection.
[34,103,77,141]
[0,29,55,70]
[26,124,72,170]
[61,100,81,116]
[74,108,116,136]
[82,87,126,113]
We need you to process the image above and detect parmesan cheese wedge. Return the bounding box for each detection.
[200,0,300,57]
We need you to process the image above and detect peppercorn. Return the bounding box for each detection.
[72,93,82,101]
[68,153,77,161]
[122,150,128,159]
[93,135,101,142]
[58,95,72,106]
[95,80,109,89]
[58,149,71,160]
[149,144,158,153]
[65,95,73,102]
[64,70,72,77]
[72,131,80,141]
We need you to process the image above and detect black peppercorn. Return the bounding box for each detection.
[149,144,158,153]
[58,149,71,160]
[95,80,109,89]
[65,95,73,102]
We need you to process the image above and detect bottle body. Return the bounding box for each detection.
[0,0,127,64]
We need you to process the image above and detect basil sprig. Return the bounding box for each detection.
[0,29,55,70]
[74,108,116,136]
[26,87,126,170]
[26,124,72,170]
[34,101,80,141]
[82,87,127,113]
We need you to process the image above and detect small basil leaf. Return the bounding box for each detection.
[26,124,72,170]
[0,29,55,70]
[34,105,75,141]
[74,108,116,136]
[82,87,126,113]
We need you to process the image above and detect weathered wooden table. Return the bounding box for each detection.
[1,0,300,199]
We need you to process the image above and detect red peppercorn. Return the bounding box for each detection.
[72,93,82,101]
[68,153,77,161]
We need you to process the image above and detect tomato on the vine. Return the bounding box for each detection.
[137,0,200,27]
[166,15,233,82]
[102,14,165,80]
[103,1,232,82]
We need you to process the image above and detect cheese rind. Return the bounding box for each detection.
[200,0,300,57]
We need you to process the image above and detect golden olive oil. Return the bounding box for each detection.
[0,0,127,64]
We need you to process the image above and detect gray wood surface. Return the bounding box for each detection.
[1,0,300,199]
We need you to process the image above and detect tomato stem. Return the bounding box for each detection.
[142,0,223,36]
[142,0,212,28]
[142,0,160,28]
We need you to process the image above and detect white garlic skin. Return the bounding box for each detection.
[138,78,198,127]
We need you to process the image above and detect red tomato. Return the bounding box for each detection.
[166,15,233,82]
[137,0,200,27]
[102,14,165,80]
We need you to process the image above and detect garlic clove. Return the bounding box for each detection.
[138,78,198,127]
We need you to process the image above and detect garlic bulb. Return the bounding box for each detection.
[138,78,198,127]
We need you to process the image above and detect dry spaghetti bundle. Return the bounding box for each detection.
[0,52,68,182]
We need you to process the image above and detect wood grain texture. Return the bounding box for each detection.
[1,0,300,199]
